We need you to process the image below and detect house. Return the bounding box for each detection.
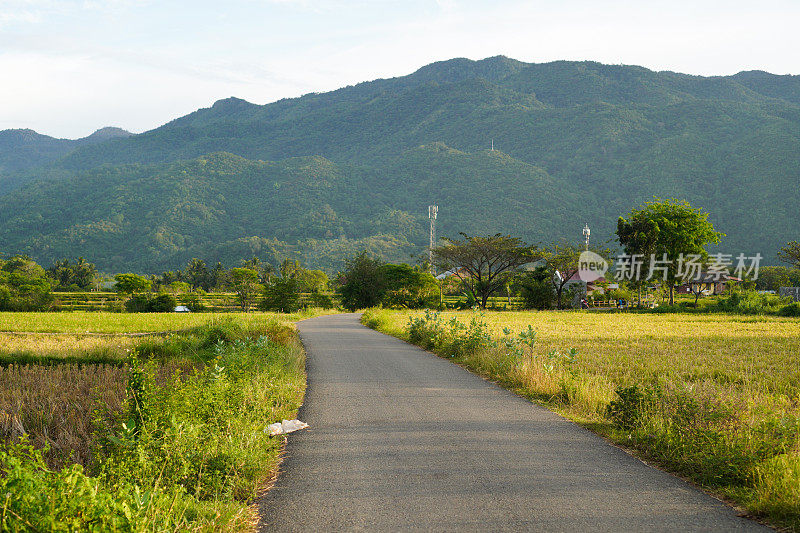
[559,271,618,296]
[676,273,741,296]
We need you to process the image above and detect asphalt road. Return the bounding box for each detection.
[257,313,768,532]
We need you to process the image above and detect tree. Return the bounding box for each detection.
[46,257,97,291]
[616,198,723,305]
[616,215,658,305]
[338,251,385,311]
[516,266,555,310]
[296,269,330,293]
[379,263,439,309]
[539,244,583,309]
[779,241,800,269]
[261,277,301,313]
[184,258,210,291]
[0,255,53,311]
[279,259,302,280]
[114,273,151,294]
[755,266,800,292]
[209,262,226,291]
[432,233,535,309]
[229,268,262,312]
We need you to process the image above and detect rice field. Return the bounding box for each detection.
[0,311,326,468]
[374,310,800,398]
[0,309,329,333]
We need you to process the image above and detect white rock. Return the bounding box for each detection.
[267,419,309,436]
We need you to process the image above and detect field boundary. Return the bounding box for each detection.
[0,328,192,337]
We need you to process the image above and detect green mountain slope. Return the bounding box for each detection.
[0,127,133,193]
[0,147,579,272]
[1,56,799,270]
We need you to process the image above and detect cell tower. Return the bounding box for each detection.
[428,205,438,274]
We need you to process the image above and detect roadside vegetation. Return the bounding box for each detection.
[0,313,314,531]
[363,308,800,531]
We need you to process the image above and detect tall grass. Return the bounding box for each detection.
[363,308,800,531]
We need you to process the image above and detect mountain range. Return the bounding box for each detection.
[1,56,798,272]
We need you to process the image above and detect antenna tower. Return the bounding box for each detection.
[428,205,438,274]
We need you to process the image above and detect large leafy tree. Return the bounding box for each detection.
[379,263,439,309]
[617,198,723,305]
[0,255,53,311]
[616,215,658,304]
[433,233,536,309]
[261,277,301,313]
[114,273,151,294]
[778,241,800,269]
[229,268,262,312]
[338,251,385,311]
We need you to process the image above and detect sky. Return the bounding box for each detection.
[1,0,799,139]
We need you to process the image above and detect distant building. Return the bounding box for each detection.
[779,287,800,302]
[676,273,741,296]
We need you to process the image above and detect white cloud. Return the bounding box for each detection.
[3,0,800,137]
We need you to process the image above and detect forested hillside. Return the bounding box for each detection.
[0,127,132,193]
[1,56,798,271]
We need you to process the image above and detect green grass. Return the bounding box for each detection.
[0,308,332,333]
[363,308,800,531]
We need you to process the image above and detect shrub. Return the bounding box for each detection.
[124,294,152,313]
[309,292,335,309]
[778,302,800,317]
[714,289,788,315]
[124,293,177,312]
[606,385,649,429]
[407,309,495,357]
[150,293,177,312]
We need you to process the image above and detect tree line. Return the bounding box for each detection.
[3,198,799,313]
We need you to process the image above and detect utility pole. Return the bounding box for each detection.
[428,205,438,274]
[583,223,590,251]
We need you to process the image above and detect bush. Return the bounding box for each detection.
[520,280,554,310]
[778,302,800,317]
[124,294,152,313]
[606,385,649,430]
[309,292,335,309]
[407,309,494,357]
[181,291,205,312]
[150,293,177,312]
[124,293,177,312]
[714,290,788,315]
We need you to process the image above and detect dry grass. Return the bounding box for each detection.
[0,333,138,364]
[0,363,127,468]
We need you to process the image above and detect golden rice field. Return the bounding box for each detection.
[377,310,800,399]
[0,309,326,334]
